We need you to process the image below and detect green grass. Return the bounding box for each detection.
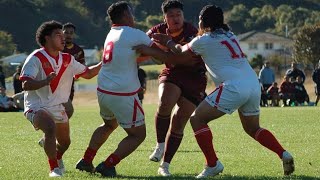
[0,105,319,179]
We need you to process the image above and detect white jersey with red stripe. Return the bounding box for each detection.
[186,30,258,87]
[97,25,152,95]
[20,48,87,113]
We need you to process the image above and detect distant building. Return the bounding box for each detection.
[0,53,27,66]
[238,31,293,60]
[84,49,99,65]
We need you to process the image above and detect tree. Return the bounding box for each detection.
[293,24,320,69]
[250,54,265,69]
[0,31,16,58]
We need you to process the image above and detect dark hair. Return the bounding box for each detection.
[63,22,76,31]
[107,1,131,24]
[199,5,229,32]
[36,20,62,47]
[161,0,183,14]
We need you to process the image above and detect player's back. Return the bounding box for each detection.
[98,26,152,93]
[191,30,257,86]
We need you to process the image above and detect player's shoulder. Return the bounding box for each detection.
[26,48,44,62]
[183,22,198,32]
[124,26,147,35]
[147,23,167,35]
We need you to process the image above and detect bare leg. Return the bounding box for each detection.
[113,124,146,159]
[88,119,118,150]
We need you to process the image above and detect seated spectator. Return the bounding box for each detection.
[279,75,295,106]
[12,91,24,110]
[292,76,309,105]
[0,87,19,112]
[267,82,280,106]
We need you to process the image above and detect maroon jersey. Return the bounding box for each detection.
[280,81,294,94]
[147,22,206,73]
[267,86,279,96]
[147,22,207,105]
[63,43,85,64]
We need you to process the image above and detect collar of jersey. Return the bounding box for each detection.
[112,24,129,27]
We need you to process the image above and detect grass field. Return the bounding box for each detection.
[0,103,319,179]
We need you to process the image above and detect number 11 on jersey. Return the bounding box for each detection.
[220,39,245,59]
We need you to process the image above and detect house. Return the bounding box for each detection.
[238,31,293,60]
[84,49,99,65]
[0,53,27,66]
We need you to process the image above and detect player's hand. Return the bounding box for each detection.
[151,33,172,46]
[46,72,56,85]
[132,44,151,55]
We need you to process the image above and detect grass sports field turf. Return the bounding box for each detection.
[0,104,319,179]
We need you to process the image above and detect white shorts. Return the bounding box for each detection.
[97,91,145,128]
[25,104,69,129]
[206,81,260,116]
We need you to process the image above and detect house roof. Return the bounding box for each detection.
[237,31,293,44]
[0,53,27,65]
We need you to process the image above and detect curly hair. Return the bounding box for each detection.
[161,0,183,14]
[35,20,62,47]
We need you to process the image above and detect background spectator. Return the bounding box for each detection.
[312,61,320,106]
[0,87,18,112]
[279,75,295,106]
[12,65,23,94]
[259,61,275,91]
[0,65,5,89]
[292,76,309,105]
[286,61,306,84]
[137,65,147,104]
[267,82,280,106]
[11,91,24,110]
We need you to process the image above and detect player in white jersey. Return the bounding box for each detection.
[134,5,295,178]
[75,1,153,177]
[20,20,101,177]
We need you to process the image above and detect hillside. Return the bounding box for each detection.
[0,0,320,53]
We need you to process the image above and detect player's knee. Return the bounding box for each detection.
[43,120,56,136]
[103,122,118,132]
[132,128,146,144]
[158,101,175,115]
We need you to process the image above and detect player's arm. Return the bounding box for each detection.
[77,61,102,79]
[21,72,56,91]
[133,43,195,66]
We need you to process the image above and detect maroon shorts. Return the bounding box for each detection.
[159,68,207,106]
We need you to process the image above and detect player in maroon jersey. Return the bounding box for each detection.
[62,22,85,118]
[147,0,207,176]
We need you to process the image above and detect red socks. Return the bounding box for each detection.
[83,147,97,164]
[255,128,285,158]
[48,158,58,171]
[56,151,64,160]
[104,153,121,167]
[194,125,218,167]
